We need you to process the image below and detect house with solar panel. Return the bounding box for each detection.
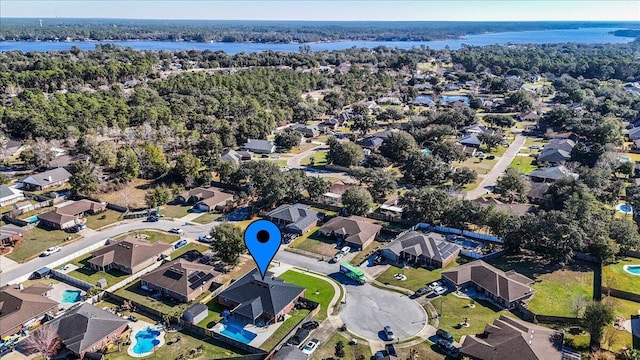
[217,269,305,326]
[381,231,462,268]
[140,259,222,303]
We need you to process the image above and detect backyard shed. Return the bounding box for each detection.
[182,302,208,325]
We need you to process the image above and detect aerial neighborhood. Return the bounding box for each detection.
[0,14,639,360]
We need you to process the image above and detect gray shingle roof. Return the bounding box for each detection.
[49,303,128,355]
[243,139,275,153]
[267,204,319,232]
[183,303,208,318]
[357,137,384,148]
[458,134,482,147]
[529,166,576,181]
[20,167,71,187]
[537,149,570,163]
[0,185,16,199]
[219,269,304,320]
[383,231,461,263]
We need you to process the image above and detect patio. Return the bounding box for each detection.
[211,316,287,348]
[46,282,86,310]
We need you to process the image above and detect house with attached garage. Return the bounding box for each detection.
[0,283,59,339]
[18,167,72,191]
[219,149,252,165]
[0,185,24,207]
[87,237,172,275]
[537,138,575,164]
[176,187,234,212]
[140,259,223,303]
[242,139,276,154]
[381,231,461,268]
[317,215,382,251]
[265,203,320,235]
[529,165,578,183]
[0,224,26,248]
[37,199,106,230]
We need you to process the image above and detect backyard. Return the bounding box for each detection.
[277,270,336,321]
[6,226,80,262]
[376,261,461,292]
[311,332,372,360]
[115,230,179,244]
[114,279,211,315]
[84,210,123,229]
[198,297,228,329]
[259,308,310,351]
[603,257,640,294]
[67,253,130,288]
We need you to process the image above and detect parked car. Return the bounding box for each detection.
[332,252,344,263]
[428,281,442,290]
[340,246,351,254]
[433,286,447,295]
[197,235,213,243]
[436,339,459,357]
[128,316,138,322]
[301,339,319,355]
[436,329,455,343]
[414,287,431,297]
[169,227,184,234]
[383,326,395,341]
[146,216,159,222]
[173,239,188,250]
[301,321,319,330]
[41,246,62,257]
[287,328,310,346]
[373,254,384,265]
[66,225,80,233]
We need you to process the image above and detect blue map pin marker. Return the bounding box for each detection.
[244,219,282,280]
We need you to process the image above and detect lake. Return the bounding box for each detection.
[0,27,634,53]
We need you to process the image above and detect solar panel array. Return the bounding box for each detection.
[188,271,214,289]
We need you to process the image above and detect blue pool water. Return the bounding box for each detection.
[625,265,640,275]
[621,204,633,212]
[455,238,482,249]
[60,290,82,303]
[219,323,257,344]
[620,156,631,163]
[132,327,161,355]
[25,216,38,223]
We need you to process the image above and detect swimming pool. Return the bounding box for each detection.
[616,203,633,215]
[624,265,640,276]
[132,327,161,355]
[455,238,482,249]
[219,322,257,344]
[60,290,82,303]
[25,216,38,223]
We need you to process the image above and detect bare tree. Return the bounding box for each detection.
[23,324,62,360]
[602,327,621,351]
[572,295,588,318]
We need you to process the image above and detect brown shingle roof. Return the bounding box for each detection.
[181,187,217,201]
[0,285,58,337]
[197,191,234,209]
[87,237,172,271]
[37,211,76,226]
[141,259,221,298]
[460,315,563,360]
[56,200,106,216]
[442,260,535,303]
[318,216,382,246]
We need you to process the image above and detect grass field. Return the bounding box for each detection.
[311,332,372,360]
[84,210,123,229]
[434,294,510,342]
[376,261,460,292]
[302,149,328,166]
[198,297,228,329]
[67,253,129,288]
[454,158,498,175]
[7,227,79,262]
[462,178,483,192]
[192,211,221,224]
[259,309,310,351]
[603,257,640,294]
[99,178,153,209]
[509,155,537,174]
[171,242,209,259]
[115,230,179,244]
[161,205,191,219]
[278,270,336,321]
[289,228,341,257]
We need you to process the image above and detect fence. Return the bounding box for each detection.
[535,315,581,326]
[622,249,640,258]
[298,199,342,214]
[180,321,267,355]
[51,270,93,291]
[123,208,158,219]
[269,298,320,353]
[106,203,128,213]
[602,287,640,303]
[105,260,166,293]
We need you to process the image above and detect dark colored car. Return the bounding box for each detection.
[414,287,430,296]
[436,339,459,357]
[286,328,310,346]
[128,316,138,322]
[147,216,159,222]
[436,329,455,343]
[301,321,319,330]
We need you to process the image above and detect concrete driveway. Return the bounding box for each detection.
[340,283,427,341]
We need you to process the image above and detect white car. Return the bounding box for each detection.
[428,281,442,290]
[433,286,447,295]
[169,228,184,234]
[332,252,344,262]
[301,339,319,355]
[197,235,213,243]
[41,246,62,257]
[340,246,351,254]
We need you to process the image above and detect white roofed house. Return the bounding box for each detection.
[0,185,24,207]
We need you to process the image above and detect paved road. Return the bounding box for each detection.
[287,143,327,169]
[274,250,427,341]
[465,132,526,200]
[0,219,218,287]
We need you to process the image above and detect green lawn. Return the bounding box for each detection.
[171,242,209,259]
[104,330,245,360]
[161,205,192,219]
[115,230,179,244]
[114,280,211,315]
[603,257,640,294]
[192,212,221,224]
[479,145,507,157]
[311,332,372,360]
[509,156,537,174]
[434,294,510,342]
[302,150,328,166]
[84,210,123,229]
[6,226,80,263]
[395,340,448,360]
[278,270,336,321]
[67,254,130,288]
[376,261,461,292]
[462,178,483,192]
[349,240,386,266]
[259,309,310,351]
[198,297,228,329]
[486,254,596,317]
[454,158,498,175]
[289,227,340,258]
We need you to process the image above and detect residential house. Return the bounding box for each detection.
[460,315,563,360]
[629,127,640,141]
[182,303,208,325]
[19,167,72,191]
[317,216,382,251]
[371,129,399,140]
[56,199,107,217]
[318,118,340,132]
[441,260,535,309]
[218,269,305,325]
[1,139,24,159]
[0,224,26,248]
[13,200,34,213]
[0,283,59,338]
[526,182,550,204]
[87,237,172,275]
[0,185,24,207]
[176,187,234,212]
[292,124,320,138]
[320,181,352,205]
[529,165,577,182]
[381,231,461,268]
[377,96,402,105]
[472,198,533,217]
[413,95,436,108]
[357,136,384,152]
[516,111,541,122]
[37,211,78,230]
[272,346,308,360]
[458,134,482,148]
[140,259,222,303]
[44,303,129,359]
[537,138,575,164]
[265,204,320,234]
[463,124,494,136]
[220,149,252,165]
[242,139,276,154]
[360,100,380,113]
[338,109,354,123]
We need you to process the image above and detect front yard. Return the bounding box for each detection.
[192,211,221,224]
[376,261,461,292]
[289,227,341,258]
[115,230,179,244]
[603,257,640,294]
[277,270,336,321]
[259,308,310,351]
[311,332,372,360]
[67,253,130,288]
[509,155,537,174]
[6,226,80,263]
[433,293,510,342]
[454,157,498,175]
[84,209,123,229]
[161,205,192,219]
